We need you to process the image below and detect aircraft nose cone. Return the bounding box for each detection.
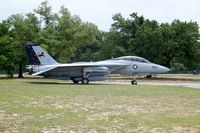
[161,66,170,73]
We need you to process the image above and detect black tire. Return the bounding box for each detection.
[73,80,79,84]
[146,75,152,78]
[81,78,89,84]
[131,80,137,85]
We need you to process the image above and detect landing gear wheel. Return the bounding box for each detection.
[131,80,137,85]
[81,78,89,84]
[73,80,79,84]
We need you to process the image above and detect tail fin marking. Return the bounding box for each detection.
[25,43,58,65]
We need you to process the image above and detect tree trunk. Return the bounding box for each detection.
[18,61,24,78]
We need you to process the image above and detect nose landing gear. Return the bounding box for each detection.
[131,75,138,85]
[131,80,137,85]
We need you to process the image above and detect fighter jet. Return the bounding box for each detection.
[25,43,170,85]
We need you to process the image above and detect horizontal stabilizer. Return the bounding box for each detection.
[32,66,57,76]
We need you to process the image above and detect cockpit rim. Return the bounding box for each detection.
[112,56,151,63]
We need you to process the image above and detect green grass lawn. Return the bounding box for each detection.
[0,79,200,132]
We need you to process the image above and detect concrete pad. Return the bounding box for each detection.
[93,81,200,89]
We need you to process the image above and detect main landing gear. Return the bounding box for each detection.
[81,78,89,84]
[131,75,137,85]
[72,71,90,85]
[72,77,89,84]
[72,80,79,84]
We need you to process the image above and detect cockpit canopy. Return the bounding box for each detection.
[113,56,151,63]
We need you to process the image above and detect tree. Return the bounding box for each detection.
[98,31,126,60]
[128,20,161,63]
[6,13,40,78]
[34,0,56,26]
[169,20,200,69]
[0,23,17,77]
[36,3,102,63]
[2,1,200,75]
[108,12,200,70]
[36,4,77,62]
[72,22,102,62]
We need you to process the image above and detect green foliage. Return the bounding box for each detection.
[0,23,17,77]
[34,1,55,26]
[5,13,40,77]
[171,63,186,71]
[105,13,200,70]
[72,22,102,61]
[0,1,200,76]
[35,2,101,62]
[98,31,126,60]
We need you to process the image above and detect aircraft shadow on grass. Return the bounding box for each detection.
[27,81,111,85]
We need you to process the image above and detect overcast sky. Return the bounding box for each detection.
[0,0,199,31]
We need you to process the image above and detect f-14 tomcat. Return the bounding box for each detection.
[25,43,170,85]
